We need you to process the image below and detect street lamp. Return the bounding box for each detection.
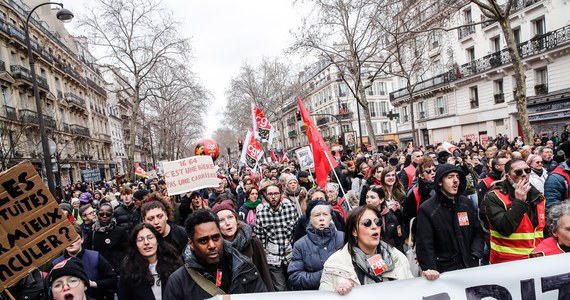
[24,3,74,196]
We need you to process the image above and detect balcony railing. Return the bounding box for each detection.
[4,106,16,121]
[391,24,570,102]
[511,0,542,14]
[99,133,112,141]
[458,23,476,40]
[316,117,330,126]
[70,124,90,137]
[63,123,70,133]
[494,93,505,103]
[534,84,548,95]
[86,78,107,96]
[10,65,50,90]
[17,109,55,127]
[338,112,353,120]
[65,92,86,109]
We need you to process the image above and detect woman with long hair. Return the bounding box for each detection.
[319,206,412,295]
[119,223,183,300]
[381,166,406,207]
[358,164,384,206]
[365,186,404,252]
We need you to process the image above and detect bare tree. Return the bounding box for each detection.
[291,0,392,146]
[79,0,191,180]
[211,127,239,162]
[143,60,209,161]
[0,122,28,170]
[224,57,294,136]
[466,0,534,142]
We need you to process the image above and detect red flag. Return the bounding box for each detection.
[270,150,277,162]
[135,163,149,178]
[297,97,337,187]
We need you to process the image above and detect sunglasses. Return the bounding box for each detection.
[361,218,382,228]
[423,168,436,174]
[98,212,113,217]
[513,168,531,176]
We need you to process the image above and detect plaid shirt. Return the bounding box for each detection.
[255,200,299,266]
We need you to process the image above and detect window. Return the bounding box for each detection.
[533,18,545,36]
[491,36,501,52]
[513,27,521,45]
[469,86,479,109]
[436,96,447,115]
[494,79,504,103]
[402,106,409,122]
[418,102,426,119]
[463,9,473,24]
[534,68,548,95]
[381,122,391,134]
[466,47,476,62]
[2,87,13,107]
[380,101,389,116]
[431,33,441,49]
[338,83,348,97]
[370,102,378,117]
[374,82,386,96]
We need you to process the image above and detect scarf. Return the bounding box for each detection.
[285,185,301,197]
[532,168,544,177]
[352,241,395,285]
[93,218,117,232]
[244,198,261,209]
[230,222,252,251]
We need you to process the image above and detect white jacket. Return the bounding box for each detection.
[529,168,548,194]
[319,243,413,291]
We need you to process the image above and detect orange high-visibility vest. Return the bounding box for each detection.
[489,190,546,264]
[530,237,565,257]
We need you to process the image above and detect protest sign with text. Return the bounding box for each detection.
[0,161,78,291]
[81,169,101,183]
[163,156,219,196]
[210,253,570,300]
[295,146,314,171]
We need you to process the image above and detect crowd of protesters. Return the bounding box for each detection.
[3,127,570,300]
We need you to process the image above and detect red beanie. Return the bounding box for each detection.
[211,200,236,215]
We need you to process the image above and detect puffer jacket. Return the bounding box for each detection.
[113,203,140,234]
[415,164,484,273]
[319,242,412,291]
[287,224,344,290]
[163,240,267,299]
[544,161,570,209]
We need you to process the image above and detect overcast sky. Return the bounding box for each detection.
[65,0,307,138]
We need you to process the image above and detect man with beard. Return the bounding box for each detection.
[255,185,299,291]
[539,146,558,173]
[485,159,546,264]
[416,165,484,280]
[163,209,266,299]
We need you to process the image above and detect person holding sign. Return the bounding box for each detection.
[319,205,412,295]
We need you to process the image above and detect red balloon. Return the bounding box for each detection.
[194,139,220,161]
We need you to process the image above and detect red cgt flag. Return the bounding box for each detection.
[135,163,149,178]
[297,97,337,188]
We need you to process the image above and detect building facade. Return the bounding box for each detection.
[389,0,570,146]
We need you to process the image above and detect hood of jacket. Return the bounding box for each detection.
[434,164,467,197]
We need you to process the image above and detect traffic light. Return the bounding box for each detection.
[238,140,243,151]
[338,134,344,145]
[296,110,301,121]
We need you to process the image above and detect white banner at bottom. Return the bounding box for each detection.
[210,253,570,300]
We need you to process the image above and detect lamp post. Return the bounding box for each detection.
[23,3,74,196]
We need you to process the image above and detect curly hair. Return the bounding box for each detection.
[143,191,174,221]
[121,223,183,285]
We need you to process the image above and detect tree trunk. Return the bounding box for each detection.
[357,83,377,147]
[500,18,534,143]
[127,87,141,182]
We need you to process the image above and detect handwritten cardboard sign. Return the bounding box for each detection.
[0,161,78,291]
[163,156,219,196]
[82,169,101,183]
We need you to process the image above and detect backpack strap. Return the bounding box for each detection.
[185,265,227,297]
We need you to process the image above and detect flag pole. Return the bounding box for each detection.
[323,150,350,210]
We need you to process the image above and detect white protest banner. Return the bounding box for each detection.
[239,129,264,172]
[295,146,314,171]
[210,253,570,300]
[162,156,219,196]
[82,169,101,183]
[0,161,79,292]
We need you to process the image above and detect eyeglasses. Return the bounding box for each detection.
[98,212,112,217]
[423,168,436,174]
[219,214,236,225]
[513,168,531,176]
[361,218,382,228]
[267,192,280,197]
[534,161,543,164]
[136,234,155,243]
[83,210,95,217]
[51,276,81,292]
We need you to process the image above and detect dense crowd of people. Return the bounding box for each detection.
[3,129,570,300]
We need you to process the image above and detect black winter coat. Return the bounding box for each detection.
[163,240,267,299]
[84,225,129,274]
[113,203,141,234]
[416,192,484,273]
